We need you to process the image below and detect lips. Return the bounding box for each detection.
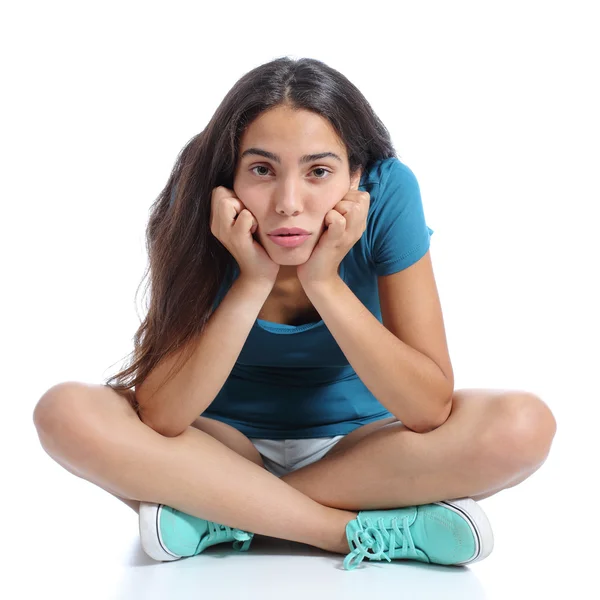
[268,227,310,236]
[268,233,311,248]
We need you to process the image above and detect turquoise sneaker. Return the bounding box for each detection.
[139,502,254,561]
[343,497,494,571]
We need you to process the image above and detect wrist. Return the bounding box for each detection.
[235,275,276,296]
[300,274,343,295]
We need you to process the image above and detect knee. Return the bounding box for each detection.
[34,381,87,433]
[482,392,557,469]
[33,381,115,460]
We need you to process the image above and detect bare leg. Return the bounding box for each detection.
[116,497,140,513]
[33,382,356,555]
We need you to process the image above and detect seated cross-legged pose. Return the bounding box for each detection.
[33,56,557,572]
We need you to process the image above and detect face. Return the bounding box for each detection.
[233,104,362,283]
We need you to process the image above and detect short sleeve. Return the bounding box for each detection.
[368,158,434,276]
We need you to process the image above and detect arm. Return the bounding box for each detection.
[136,276,273,437]
[303,276,453,433]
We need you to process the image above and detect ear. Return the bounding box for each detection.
[350,167,363,191]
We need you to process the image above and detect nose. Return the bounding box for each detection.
[273,179,303,215]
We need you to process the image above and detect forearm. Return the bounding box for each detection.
[137,276,274,436]
[303,276,453,433]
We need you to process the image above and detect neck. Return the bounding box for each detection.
[273,266,303,296]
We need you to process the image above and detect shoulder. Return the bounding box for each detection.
[361,156,418,190]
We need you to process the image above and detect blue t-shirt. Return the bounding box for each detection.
[201,156,434,439]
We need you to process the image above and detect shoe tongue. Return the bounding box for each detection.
[346,509,417,549]
[348,508,431,563]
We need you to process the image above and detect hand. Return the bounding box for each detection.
[296,188,370,287]
[210,186,280,286]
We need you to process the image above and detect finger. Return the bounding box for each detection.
[335,200,358,215]
[325,210,339,227]
[232,207,247,225]
[238,209,257,233]
[329,214,346,232]
[229,202,242,223]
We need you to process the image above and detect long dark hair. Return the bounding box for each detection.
[104,55,397,412]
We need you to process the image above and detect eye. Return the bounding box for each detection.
[250,165,271,177]
[250,165,332,179]
[311,168,331,179]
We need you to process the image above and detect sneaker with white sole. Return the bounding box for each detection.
[343,497,494,571]
[139,501,255,561]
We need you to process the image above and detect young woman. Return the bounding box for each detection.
[32,56,557,571]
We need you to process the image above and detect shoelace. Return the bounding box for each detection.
[202,522,254,553]
[343,514,420,571]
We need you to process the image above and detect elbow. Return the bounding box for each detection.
[139,407,187,438]
[155,425,188,438]
[136,398,179,438]
[410,397,454,434]
[156,420,189,438]
[136,377,193,438]
[136,384,179,437]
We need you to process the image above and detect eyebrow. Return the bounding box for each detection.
[240,147,343,164]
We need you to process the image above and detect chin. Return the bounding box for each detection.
[268,252,307,263]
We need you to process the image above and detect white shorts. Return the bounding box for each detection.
[248,435,345,478]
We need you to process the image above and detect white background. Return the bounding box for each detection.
[2,1,598,598]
